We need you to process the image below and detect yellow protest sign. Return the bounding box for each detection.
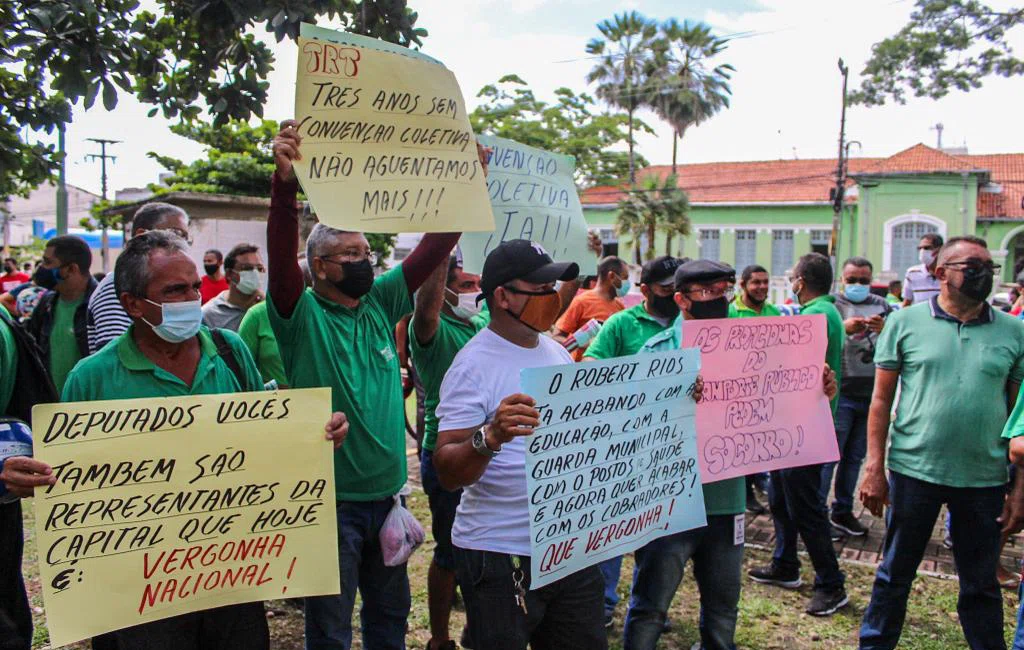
[31,388,339,647]
[293,26,494,233]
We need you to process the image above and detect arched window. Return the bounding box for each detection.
[883,214,946,277]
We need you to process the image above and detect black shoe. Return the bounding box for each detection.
[830,511,867,537]
[604,612,614,629]
[748,563,802,589]
[662,616,672,633]
[806,587,849,616]
[746,494,766,515]
[425,643,457,650]
[830,525,844,542]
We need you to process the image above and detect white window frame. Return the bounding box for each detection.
[882,213,946,273]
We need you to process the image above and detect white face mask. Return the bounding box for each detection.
[235,269,262,295]
[447,288,482,320]
[143,299,202,343]
[919,248,935,266]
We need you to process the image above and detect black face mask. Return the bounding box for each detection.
[688,297,730,320]
[33,265,61,290]
[204,264,220,277]
[955,266,994,303]
[650,293,680,320]
[3,265,14,274]
[332,258,375,298]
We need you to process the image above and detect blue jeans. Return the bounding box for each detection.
[859,471,1006,650]
[819,395,869,515]
[769,465,845,591]
[623,515,743,650]
[1013,579,1024,650]
[599,556,623,617]
[453,546,605,650]
[304,499,411,650]
[420,449,462,571]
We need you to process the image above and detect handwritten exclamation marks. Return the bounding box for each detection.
[281,557,297,594]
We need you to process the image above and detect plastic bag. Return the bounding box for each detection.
[380,492,426,566]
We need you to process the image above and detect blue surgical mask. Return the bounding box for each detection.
[616,278,631,298]
[143,299,202,343]
[844,284,870,303]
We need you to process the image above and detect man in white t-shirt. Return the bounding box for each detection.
[434,239,606,650]
[902,233,943,306]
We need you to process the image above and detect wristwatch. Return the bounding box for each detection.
[472,427,500,458]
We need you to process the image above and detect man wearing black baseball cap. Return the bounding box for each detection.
[581,254,686,624]
[623,259,839,650]
[434,240,605,650]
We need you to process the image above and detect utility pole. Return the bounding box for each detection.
[85,137,120,272]
[829,58,849,290]
[56,126,68,235]
[930,122,944,149]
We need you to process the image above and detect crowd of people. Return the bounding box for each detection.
[1,120,1024,650]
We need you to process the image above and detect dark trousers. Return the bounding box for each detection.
[102,602,268,649]
[453,546,606,650]
[0,501,31,650]
[769,465,845,591]
[819,395,870,515]
[860,471,1006,650]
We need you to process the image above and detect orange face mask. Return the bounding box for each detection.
[503,287,562,332]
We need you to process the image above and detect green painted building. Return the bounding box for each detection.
[581,144,1024,301]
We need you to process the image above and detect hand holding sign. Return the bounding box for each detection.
[273,120,302,183]
[487,393,540,448]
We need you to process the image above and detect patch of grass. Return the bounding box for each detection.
[20,475,1022,649]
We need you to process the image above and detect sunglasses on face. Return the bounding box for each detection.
[843,277,871,285]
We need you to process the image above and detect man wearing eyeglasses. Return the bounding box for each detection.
[860,236,1024,650]
[201,243,265,332]
[87,202,192,354]
[750,252,849,617]
[267,121,472,650]
[821,257,892,540]
[902,233,943,307]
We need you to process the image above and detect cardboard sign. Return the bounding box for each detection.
[460,135,596,275]
[293,26,493,233]
[682,314,840,482]
[32,388,339,646]
[521,349,705,589]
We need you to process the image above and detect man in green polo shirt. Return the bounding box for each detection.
[583,254,682,624]
[410,253,486,650]
[729,263,781,515]
[267,121,463,649]
[0,231,349,649]
[750,252,849,617]
[861,236,1024,650]
[625,259,838,649]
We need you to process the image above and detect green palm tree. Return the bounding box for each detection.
[587,11,659,184]
[655,174,691,256]
[617,174,691,261]
[650,19,733,174]
[616,187,647,264]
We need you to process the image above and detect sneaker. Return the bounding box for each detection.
[748,563,802,589]
[806,587,849,616]
[663,616,672,633]
[746,494,767,515]
[830,511,868,536]
[830,525,844,542]
[604,612,614,629]
[943,529,953,550]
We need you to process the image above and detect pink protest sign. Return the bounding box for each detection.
[681,314,839,483]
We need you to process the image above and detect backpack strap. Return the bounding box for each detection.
[210,329,250,392]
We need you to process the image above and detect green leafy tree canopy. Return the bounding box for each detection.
[469,74,652,188]
[851,0,1024,105]
[2,0,426,200]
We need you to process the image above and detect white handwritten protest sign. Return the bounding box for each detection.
[521,348,704,589]
[460,135,596,275]
[682,314,839,483]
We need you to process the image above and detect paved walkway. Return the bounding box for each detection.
[744,501,1024,579]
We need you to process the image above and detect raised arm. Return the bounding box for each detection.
[402,234,459,295]
[412,258,447,346]
[268,121,306,318]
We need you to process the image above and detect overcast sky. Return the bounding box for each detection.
[40,0,1024,197]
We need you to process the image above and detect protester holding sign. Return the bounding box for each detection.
[860,236,1024,650]
[582,254,682,625]
[625,259,839,649]
[553,256,628,361]
[268,121,463,649]
[433,239,606,650]
[0,231,351,648]
[410,253,487,650]
[750,252,849,617]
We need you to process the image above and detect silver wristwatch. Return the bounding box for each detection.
[472,428,500,458]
